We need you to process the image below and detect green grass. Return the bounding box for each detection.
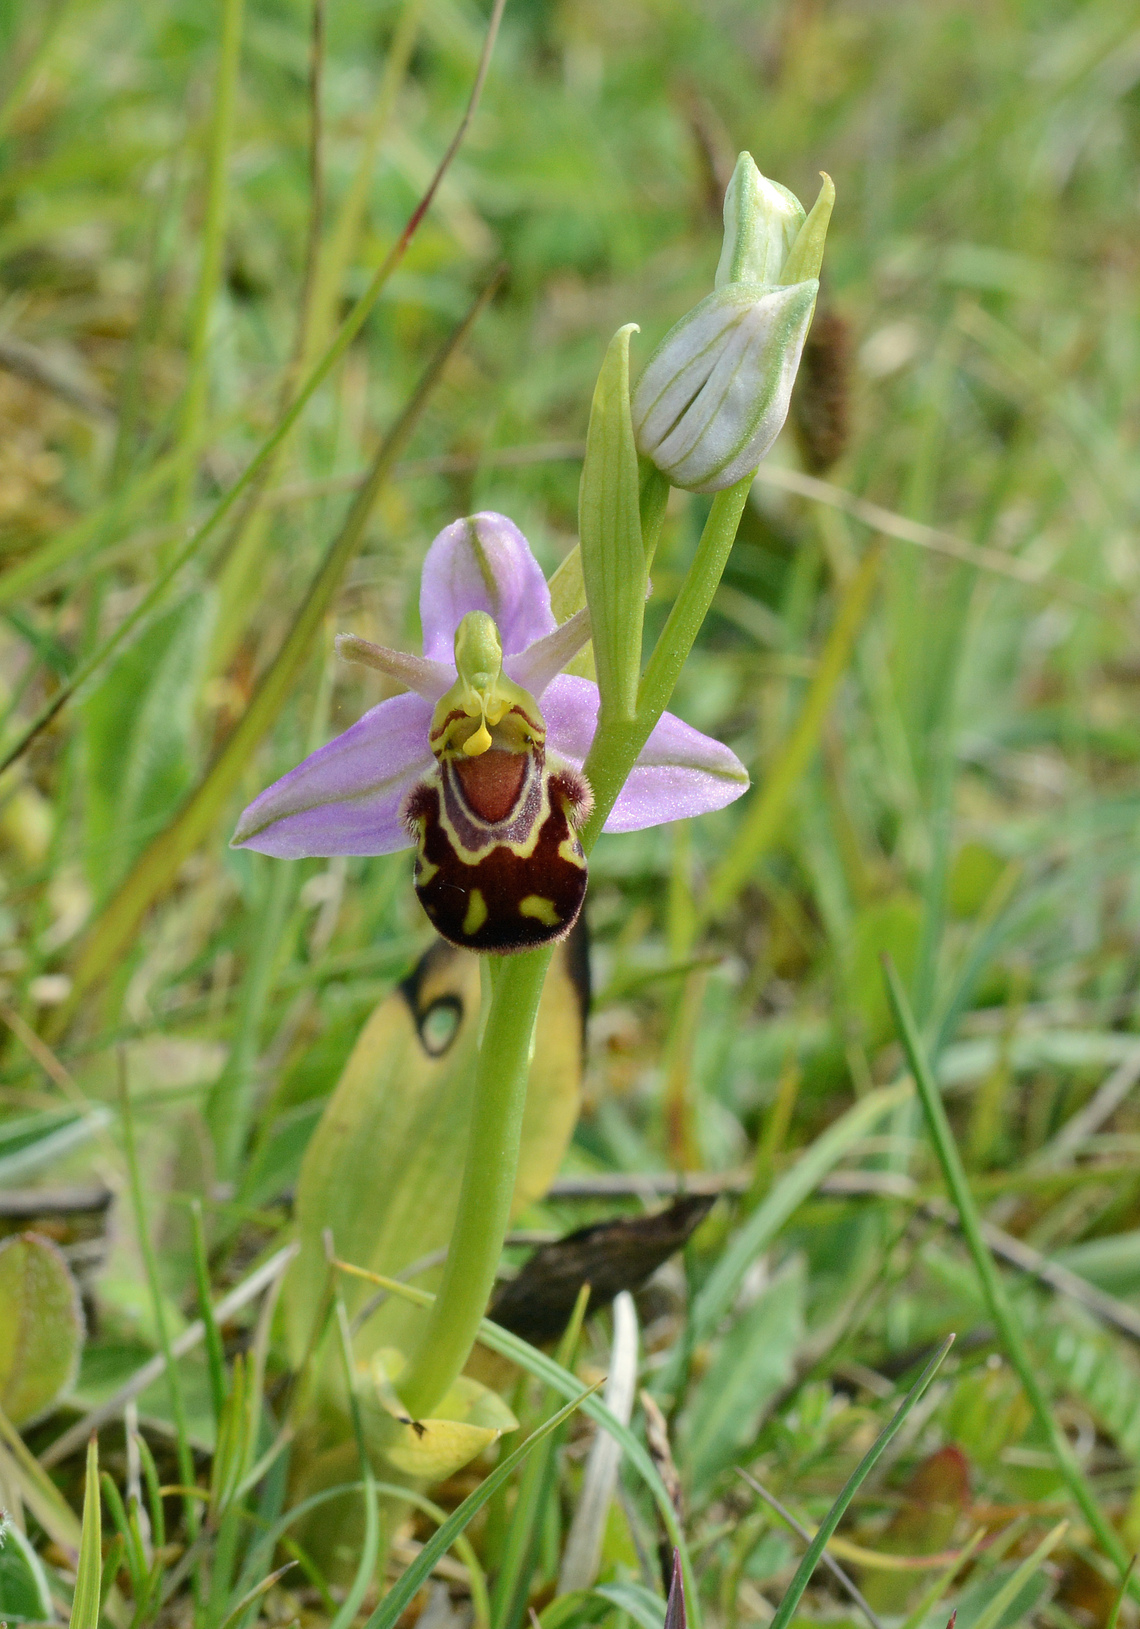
[3,1,1140,1628]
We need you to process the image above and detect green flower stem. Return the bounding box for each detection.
[398,945,555,1420]
[580,474,753,852]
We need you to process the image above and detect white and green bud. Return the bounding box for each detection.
[632,155,834,494]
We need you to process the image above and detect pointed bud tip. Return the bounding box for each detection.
[664,1549,686,1629]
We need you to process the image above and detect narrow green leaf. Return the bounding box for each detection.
[579,322,645,723]
[883,955,1135,1585]
[362,1383,599,1629]
[326,1291,380,1629]
[191,1199,227,1424]
[69,1437,102,1629]
[766,1337,955,1629]
[703,540,884,921]
[215,1562,295,1629]
[966,1521,1068,1629]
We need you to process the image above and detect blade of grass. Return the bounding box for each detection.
[361,1383,602,1629]
[491,1283,591,1629]
[215,1562,295,1629]
[1106,1556,1137,1629]
[967,1520,1068,1629]
[304,0,424,361]
[882,955,1136,1584]
[50,268,502,1029]
[324,1261,380,1629]
[702,540,885,921]
[68,1438,102,1629]
[190,1198,227,1423]
[896,1528,987,1629]
[332,1258,702,1629]
[734,1470,885,1629]
[766,1336,954,1629]
[170,0,246,521]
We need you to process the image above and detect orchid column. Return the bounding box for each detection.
[232,153,832,1420]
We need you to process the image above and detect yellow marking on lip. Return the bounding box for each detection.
[462,889,489,937]
[519,895,560,927]
[557,836,586,868]
[416,855,440,885]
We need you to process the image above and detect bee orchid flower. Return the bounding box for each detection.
[232,512,748,952]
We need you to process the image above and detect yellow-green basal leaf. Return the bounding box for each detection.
[0,1232,84,1426]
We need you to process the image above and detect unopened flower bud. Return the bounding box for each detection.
[632,155,834,493]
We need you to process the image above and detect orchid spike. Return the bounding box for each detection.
[232,512,748,952]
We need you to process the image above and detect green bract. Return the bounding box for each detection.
[631,154,834,493]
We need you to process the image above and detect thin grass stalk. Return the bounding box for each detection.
[48,270,502,1031]
[895,1528,987,1629]
[735,1471,884,1629]
[304,0,424,362]
[171,0,246,522]
[703,539,884,920]
[206,857,296,1180]
[882,956,1136,1585]
[765,1337,954,1629]
[319,1277,380,1629]
[0,0,507,778]
[490,1285,591,1629]
[206,0,329,678]
[190,1198,227,1422]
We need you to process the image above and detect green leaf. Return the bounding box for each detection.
[542,1582,667,1629]
[578,322,646,723]
[0,1232,84,1425]
[0,1109,110,1186]
[69,1437,102,1629]
[0,1518,54,1624]
[683,1254,805,1490]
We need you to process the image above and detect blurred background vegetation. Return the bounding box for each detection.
[4,0,1140,1627]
